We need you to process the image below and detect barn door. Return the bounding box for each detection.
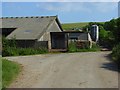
[51,33,67,49]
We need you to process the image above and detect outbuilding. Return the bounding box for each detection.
[1,16,63,50]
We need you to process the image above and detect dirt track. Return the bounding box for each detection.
[5,51,118,88]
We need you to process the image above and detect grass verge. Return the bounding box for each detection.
[0,57,2,90]
[2,58,21,88]
[2,47,48,57]
[68,42,101,53]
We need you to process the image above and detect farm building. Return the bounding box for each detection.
[50,31,92,51]
[0,16,65,50]
[63,31,92,49]
[1,16,92,51]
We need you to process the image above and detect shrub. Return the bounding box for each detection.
[2,37,48,57]
[2,47,48,57]
[68,42,77,52]
[90,43,101,51]
[112,43,120,63]
[68,42,100,52]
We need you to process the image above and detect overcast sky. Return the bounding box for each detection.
[2,2,118,23]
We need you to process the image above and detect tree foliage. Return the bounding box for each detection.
[104,18,120,44]
[103,18,120,63]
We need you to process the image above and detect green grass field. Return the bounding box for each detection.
[61,22,89,30]
[2,59,21,88]
[61,22,105,30]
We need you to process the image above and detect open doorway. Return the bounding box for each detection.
[2,28,16,37]
[51,32,68,50]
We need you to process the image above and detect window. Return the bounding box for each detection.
[24,30,32,34]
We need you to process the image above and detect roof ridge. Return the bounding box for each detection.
[1,16,57,19]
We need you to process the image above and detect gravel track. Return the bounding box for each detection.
[5,51,118,88]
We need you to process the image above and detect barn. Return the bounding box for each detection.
[63,31,92,49]
[50,31,92,51]
[1,16,68,51]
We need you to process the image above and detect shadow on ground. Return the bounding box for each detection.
[100,53,119,72]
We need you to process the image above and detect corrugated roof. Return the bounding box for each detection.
[0,16,63,40]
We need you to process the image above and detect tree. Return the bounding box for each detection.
[116,18,120,42]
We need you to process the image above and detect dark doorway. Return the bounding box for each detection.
[51,32,68,49]
[2,28,16,37]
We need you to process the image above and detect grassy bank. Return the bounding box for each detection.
[0,57,2,89]
[2,59,21,88]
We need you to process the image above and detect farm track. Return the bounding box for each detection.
[5,51,118,88]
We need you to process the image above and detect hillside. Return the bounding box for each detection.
[61,22,89,30]
[61,22,105,31]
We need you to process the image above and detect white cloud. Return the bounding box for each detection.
[36,2,117,14]
[36,3,92,13]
